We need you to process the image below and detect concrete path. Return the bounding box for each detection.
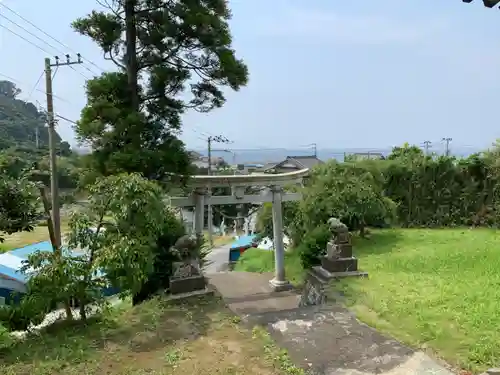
[204,244,232,274]
[207,272,456,375]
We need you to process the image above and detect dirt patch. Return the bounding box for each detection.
[0,295,296,375]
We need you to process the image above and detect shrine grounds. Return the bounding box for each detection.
[236,228,500,374]
[0,295,302,375]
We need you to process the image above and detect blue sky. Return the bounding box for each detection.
[0,0,499,151]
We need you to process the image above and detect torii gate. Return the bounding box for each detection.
[169,168,309,291]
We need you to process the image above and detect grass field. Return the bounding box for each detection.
[0,295,302,375]
[233,248,304,285]
[337,228,500,373]
[234,228,500,373]
[0,223,232,254]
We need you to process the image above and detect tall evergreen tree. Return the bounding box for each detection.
[72,0,248,183]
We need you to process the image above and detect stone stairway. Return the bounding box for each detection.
[207,271,455,375]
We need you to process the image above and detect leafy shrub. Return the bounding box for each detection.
[132,208,186,305]
[383,148,500,227]
[0,322,12,350]
[0,297,45,332]
[301,160,396,236]
[297,224,331,269]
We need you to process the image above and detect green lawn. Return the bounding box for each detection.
[234,229,500,373]
[0,219,70,253]
[0,296,302,375]
[338,228,500,373]
[234,248,305,285]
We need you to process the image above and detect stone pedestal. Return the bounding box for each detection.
[321,256,358,273]
[169,260,207,295]
[321,240,359,273]
[170,275,206,294]
[316,219,368,280]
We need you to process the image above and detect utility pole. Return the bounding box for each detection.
[311,143,317,157]
[207,135,230,246]
[423,140,432,155]
[45,54,83,249]
[35,126,39,149]
[442,137,452,157]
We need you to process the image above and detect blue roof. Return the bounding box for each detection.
[9,241,53,258]
[0,241,54,283]
[0,263,27,282]
[0,241,109,285]
[230,235,257,250]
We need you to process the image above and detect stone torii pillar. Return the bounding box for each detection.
[169,169,309,292]
[269,185,291,291]
[193,188,205,236]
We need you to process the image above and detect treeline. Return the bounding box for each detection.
[0,146,81,190]
[361,143,500,228]
[256,142,500,269]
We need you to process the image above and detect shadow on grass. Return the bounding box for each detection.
[352,229,405,257]
[0,294,224,368]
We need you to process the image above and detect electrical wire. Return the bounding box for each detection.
[0,23,53,55]
[0,12,62,54]
[55,113,78,125]
[0,71,75,106]
[0,22,91,81]
[26,70,44,101]
[0,2,105,74]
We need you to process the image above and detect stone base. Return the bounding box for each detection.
[269,278,293,292]
[326,241,353,258]
[166,288,213,301]
[321,256,358,273]
[312,266,368,281]
[170,275,206,295]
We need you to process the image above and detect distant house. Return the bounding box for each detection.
[188,150,203,161]
[236,162,265,175]
[264,155,323,174]
[187,150,227,171]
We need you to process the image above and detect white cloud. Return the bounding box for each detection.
[253,5,450,45]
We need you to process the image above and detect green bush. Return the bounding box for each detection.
[132,208,186,305]
[383,148,500,227]
[0,297,45,332]
[301,160,397,236]
[297,224,331,269]
[0,322,12,350]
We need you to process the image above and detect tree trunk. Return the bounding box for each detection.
[79,302,87,322]
[124,0,139,111]
[359,224,366,238]
[65,300,74,320]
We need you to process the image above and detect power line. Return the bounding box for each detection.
[0,11,91,80]
[0,16,95,80]
[0,23,53,55]
[0,71,74,105]
[0,22,90,81]
[0,2,105,74]
[26,70,44,101]
[55,113,78,125]
[0,11,62,54]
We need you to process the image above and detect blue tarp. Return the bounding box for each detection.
[230,235,257,250]
[229,235,258,262]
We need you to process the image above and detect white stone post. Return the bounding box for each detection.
[194,188,205,237]
[269,186,291,291]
